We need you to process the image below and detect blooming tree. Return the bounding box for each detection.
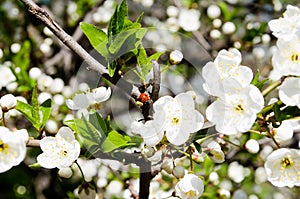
[0,0,300,199]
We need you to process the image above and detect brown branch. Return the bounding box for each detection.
[151,60,160,102]
[19,0,108,75]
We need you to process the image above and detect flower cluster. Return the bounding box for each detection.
[262,5,300,188]
[131,93,204,146]
[203,48,264,135]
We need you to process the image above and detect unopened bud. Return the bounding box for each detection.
[173,165,185,178]
[245,139,260,154]
[162,159,174,174]
[0,94,17,112]
[58,167,73,178]
[169,50,183,65]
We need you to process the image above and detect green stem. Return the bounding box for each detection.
[258,100,283,116]
[266,128,280,149]
[261,80,281,97]
[75,161,86,182]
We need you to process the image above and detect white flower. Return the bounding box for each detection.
[206,79,264,135]
[86,87,111,105]
[37,127,80,169]
[202,48,253,96]
[228,161,247,183]
[178,9,201,31]
[0,127,28,173]
[264,148,300,188]
[278,77,300,108]
[0,66,16,88]
[66,87,111,110]
[175,173,204,199]
[131,93,204,146]
[169,50,183,65]
[49,78,65,93]
[268,5,300,39]
[271,35,300,76]
[272,120,294,145]
[0,94,17,111]
[37,74,53,91]
[153,93,204,145]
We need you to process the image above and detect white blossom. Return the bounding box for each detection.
[272,120,294,145]
[206,79,264,135]
[175,173,204,199]
[178,9,200,32]
[268,5,300,40]
[271,35,300,76]
[66,87,111,110]
[278,77,300,108]
[0,127,29,173]
[37,127,80,169]
[264,148,300,188]
[0,66,16,88]
[202,48,253,96]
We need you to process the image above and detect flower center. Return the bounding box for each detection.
[60,150,68,157]
[185,190,197,197]
[281,156,294,168]
[235,104,244,111]
[0,140,9,153]
[291,53,300,62]
[172,117,180,125]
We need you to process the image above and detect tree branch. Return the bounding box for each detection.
[151,60,160,102]
[19,0,108,75]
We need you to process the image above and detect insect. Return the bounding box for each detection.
[139,92,150,103]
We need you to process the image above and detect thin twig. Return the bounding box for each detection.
[26,139,40,147]
[19,0,108,75]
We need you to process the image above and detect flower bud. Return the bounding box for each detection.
[173,165,185,178]
[162,159,174,174]
[58,167,73,178]
[169,50,183,65]
[0,94,17,112]
[245,139,260,154]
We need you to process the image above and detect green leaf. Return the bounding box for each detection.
[73,118,104,154]
[31,86,41,129]
[109,29,142,54]
[251,69,269,90]
[16,100,35,124]
[108,6,119,38]
[28,163,41,168]
[273,103,284,123]
[117,0,128,31]
[135,12,144,23]
[193,141,202,153]
[88,112,109,135]
[80,22,107,47]
[108,61,117,77]
[101,130,135,153]
[12,40,31,71]
[149,51,163,61]
[39,99,52,129]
